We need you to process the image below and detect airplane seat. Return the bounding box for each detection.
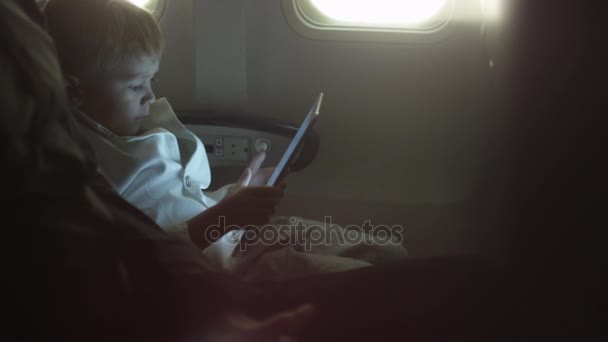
[178,111,320,190]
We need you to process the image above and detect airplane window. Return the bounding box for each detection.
[126,0,166,19]
[126,0,150,8]
[309,0,448,26]
[481,0,502,22]
[282,0,455,43]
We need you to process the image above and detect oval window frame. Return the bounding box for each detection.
[282,0,456,44]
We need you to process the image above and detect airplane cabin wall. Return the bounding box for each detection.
[155,0,504,258]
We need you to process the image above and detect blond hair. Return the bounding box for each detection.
[46,0,163,81]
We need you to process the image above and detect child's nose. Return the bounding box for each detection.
[142,88,156,106]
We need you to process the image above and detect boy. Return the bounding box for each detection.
[45,0,406,279]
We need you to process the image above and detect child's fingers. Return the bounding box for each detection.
[236,168,252,187]
[237,186,284,199]
[256,167,275,181]
[247,152,266,173]
[277,179,288,191]
[275,167,290,186]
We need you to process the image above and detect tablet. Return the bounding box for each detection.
[266,92,324,186]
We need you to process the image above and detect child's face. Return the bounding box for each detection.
[78,52,160,136]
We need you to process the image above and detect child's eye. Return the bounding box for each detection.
[130,85,143,91]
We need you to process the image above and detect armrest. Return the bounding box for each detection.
[178,112,320,172]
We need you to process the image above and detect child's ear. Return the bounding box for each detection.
[63,74,84,108]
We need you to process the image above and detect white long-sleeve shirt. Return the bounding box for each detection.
[74,98,232,238]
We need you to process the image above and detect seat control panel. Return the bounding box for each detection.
[203,136,250,162]
[186,124,292,170]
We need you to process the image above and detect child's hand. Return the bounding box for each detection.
[187,185,284,248]
[217,185,283,226]
[229,152,288,196]
[275,167,290,192]
[246,152,275,186]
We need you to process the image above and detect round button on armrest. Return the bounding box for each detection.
[255,138,271,153]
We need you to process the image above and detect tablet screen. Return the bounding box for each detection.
[266,92,323,186]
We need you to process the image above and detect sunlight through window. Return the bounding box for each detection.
[482,0,502,21]
[127,0,152,9]
[310,0,448,25]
